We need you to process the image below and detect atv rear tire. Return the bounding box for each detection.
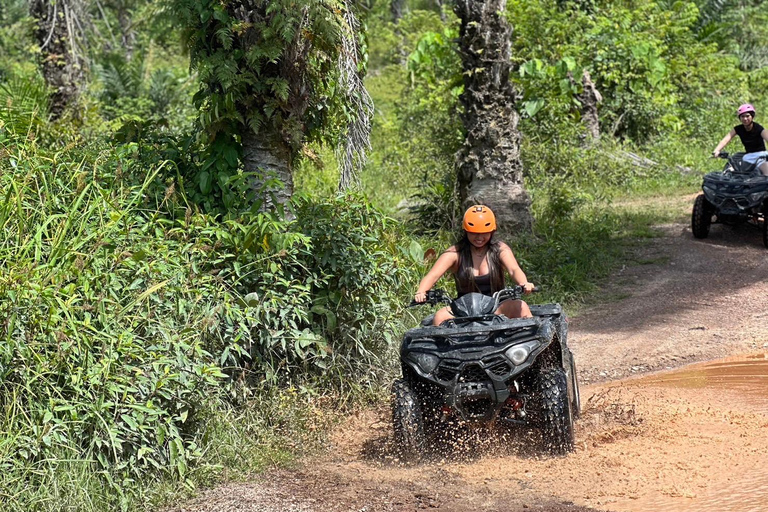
[535,368,575,455]
[391,379,425,461]
[692,194,712,239]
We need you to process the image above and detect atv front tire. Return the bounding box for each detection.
[391,379,426,461]
[535,368,575,455]
[692,194,713,239]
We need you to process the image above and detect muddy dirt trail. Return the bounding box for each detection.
[168,209,768,512]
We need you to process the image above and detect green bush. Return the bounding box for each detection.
[204,194,419,385]
[0,127,421,508]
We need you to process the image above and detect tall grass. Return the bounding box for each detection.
[0,125,421,510]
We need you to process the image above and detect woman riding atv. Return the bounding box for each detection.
[713,103,768,176]
[414,205,535,325]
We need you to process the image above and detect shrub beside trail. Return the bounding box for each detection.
[0,130,419,510]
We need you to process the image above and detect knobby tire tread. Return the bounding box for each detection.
[692,194,712,239]
[535,368,575,455]
[391,379,425,461]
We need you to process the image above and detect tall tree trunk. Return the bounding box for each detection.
[435,0,447,22]
[454,0,532,233]
[579,70,602,144]
[391,0,405,22]
[30,0,84,120]
[117,5,136,60]
[241,131,294,212]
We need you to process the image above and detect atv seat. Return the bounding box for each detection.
[730,152,760,174]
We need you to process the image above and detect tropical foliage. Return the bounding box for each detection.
[2,0,768,509]
[168,0,370,211]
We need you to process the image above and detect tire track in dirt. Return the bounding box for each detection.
[572,220,768,384]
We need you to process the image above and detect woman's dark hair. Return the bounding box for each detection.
[453,232,504,294]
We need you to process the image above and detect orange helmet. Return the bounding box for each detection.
[463,205,496,233]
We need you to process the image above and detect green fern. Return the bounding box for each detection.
[0,72,49,137]
[94,51,147,103]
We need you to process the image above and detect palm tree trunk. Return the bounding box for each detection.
[241,131,294,212]
[454,0,532,233]
[30,0,84,120]
[579,70,602,144]
[391,0,406,22]
[117,5,136,60]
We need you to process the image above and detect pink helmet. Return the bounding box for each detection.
[737,103,756,117]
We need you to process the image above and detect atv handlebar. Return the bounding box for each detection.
[408,289,452,308]
[490,285,540,312]
[408,285,539,308]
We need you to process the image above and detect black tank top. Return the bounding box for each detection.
[455,250,495,297]
[456,273,493,297]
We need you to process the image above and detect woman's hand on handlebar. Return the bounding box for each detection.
[712,150,720,158]
[521,282,535,294]
[414,291,427,303]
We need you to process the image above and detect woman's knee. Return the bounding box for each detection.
[497,299,532,319]
[433,307,454,325]
[518,300,532,318]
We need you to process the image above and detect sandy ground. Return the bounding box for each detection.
[166,202,768,512]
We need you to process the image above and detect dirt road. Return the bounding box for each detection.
[169,209,768,512]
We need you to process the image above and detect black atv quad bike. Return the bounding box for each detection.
[391,286,580,461]
[692,151,768,247]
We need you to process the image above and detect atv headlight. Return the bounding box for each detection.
[504,341,540,365]
[749,192,764,204]
[407,352,439,374]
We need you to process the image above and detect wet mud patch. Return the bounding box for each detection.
[560,354,768,511]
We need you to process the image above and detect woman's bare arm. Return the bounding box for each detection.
[499,243,534,293]
[714,129,736,156]
[415,248,459,301]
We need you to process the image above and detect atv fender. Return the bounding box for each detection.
[530,304,581,417]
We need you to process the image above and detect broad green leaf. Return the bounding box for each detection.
[522,99,545,118]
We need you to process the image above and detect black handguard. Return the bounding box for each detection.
[506,284,541,297]
[407,289,451,308]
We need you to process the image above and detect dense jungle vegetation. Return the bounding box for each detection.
[1,0,767,509]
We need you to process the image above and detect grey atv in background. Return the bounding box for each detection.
[692,151,768,247]
[391,286,580,461]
